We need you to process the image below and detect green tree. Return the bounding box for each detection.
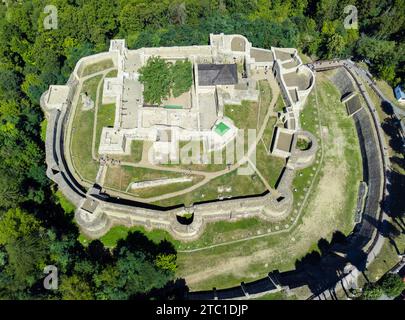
[94,247,174,300]
[325,33,345,58]
[59,275,95,300]
[0,208,43,244]
[171,59,192,97]
[155,253,177,272]
[115,249,172,298]
[362,283,383,300]
[379,273,405,298]
[138,56,172,104]
[5,236,47,286]
[0,70,21,100]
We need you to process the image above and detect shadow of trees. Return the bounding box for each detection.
[384,170,405,222]
[40,102,403,302]
[381,118,405,160]
[115,231,177,258]
[133,278,189,300]
[380,100,405,170]
[23,187,81,238]
[274,231,372,297]
[113,231,189,300]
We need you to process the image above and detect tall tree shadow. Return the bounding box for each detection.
[132,278,189,300]
[384,170,405,224]
[114,231,189,300]
[277,231,360,297]
[114,231,176,259]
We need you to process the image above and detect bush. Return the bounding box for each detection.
[138,57,192,104]
[171,60,192,97]
[379,273,405,298]
[361,273,405,299]
[362,283,383,300]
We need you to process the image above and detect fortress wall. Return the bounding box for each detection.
[273,61,293,108]
[72,52,115,78]
[41,70,88,206]
[288,130,318,170]
[44,109,60,170]
[140,45,212,59]
[328,64,385,252]
[90,184,294,241]
[352,109,383,243]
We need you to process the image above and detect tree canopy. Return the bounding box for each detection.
[361,273,405,299]
[138,56,192,104]
[138,56,173,104]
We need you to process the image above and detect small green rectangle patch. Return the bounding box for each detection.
[164,105,183,109]
[215,122,230,136]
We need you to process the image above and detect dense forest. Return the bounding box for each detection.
[0,0,404,299]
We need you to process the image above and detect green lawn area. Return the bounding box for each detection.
[95,103,115,156]
[81,59,114,77]
[257,80,272,129]
[274,95,285,113]
[70,75,102,183]
[78,225,181,250]
[261,116,278,147]
[225,99,261,162]
[106,69,118,78]
[254,116,285,188]
[225,100,258,130]
[131,176,204,199]
[40,119,47,142]
[253,290,296,300]
[103,165,203,199]
[152,168,267,207]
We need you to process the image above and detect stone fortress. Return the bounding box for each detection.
[41,34,317,240]
[98,34,314,162]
